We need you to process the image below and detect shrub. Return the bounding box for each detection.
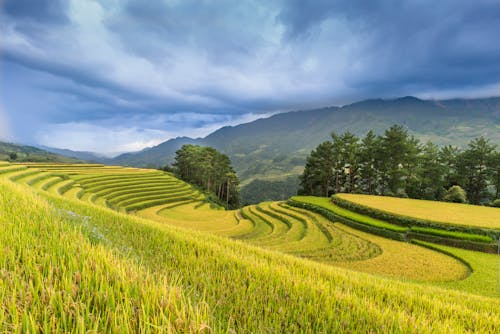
[443,185,467,203]
[491,199,500,208]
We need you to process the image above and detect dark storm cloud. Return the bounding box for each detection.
[277,0,500,93]
[2,0,69,24]
[0,0,499,152]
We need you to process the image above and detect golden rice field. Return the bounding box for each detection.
[1,162,500,331]
[336,193,500,229]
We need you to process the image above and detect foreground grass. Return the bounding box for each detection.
[337,193,500,229]
[2,179,500,332]
[0,181,208,333]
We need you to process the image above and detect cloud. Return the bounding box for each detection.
[2,0,69,24]
[1,0,500,152]
[35,112,271,155]
[0,104,11,141]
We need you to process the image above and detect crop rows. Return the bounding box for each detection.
[2,176,500,332]
[0,163,205,214]
[0,162,488,288]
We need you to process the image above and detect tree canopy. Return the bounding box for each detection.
[299,125,499,204]
[172,145,240,208]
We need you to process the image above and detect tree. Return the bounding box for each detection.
[299,141,336,196]
[409,142,445,200]
[8,152,17,161]
[439,145,461,188]
[338,132,361,193]
[359,131,380,194]
[489,151,500,199]
[457,137,496,204]
[378,125,419,196]
[443,185,467,203]
[173,145,240,208]
[299,125,499,204]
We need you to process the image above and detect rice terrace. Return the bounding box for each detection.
[0,160,499,332]
[2,0,500,332]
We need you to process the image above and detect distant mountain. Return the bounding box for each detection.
[39,146,108,163]
[0,141,82,163]
[43,96,499,203]
[109,96,500,183]
[110,137,202,167]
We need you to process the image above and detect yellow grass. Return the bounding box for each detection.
[333,224,470,282]
[337,193,500,229]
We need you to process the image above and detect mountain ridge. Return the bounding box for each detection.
[36,95,500,186]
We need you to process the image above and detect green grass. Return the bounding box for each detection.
[410,226,493,243]
[415,241,500,297]
[291,196,408,232]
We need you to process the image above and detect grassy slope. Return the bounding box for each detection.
[0,163,478,285]
[290,195,500,297]
[337,193,500,229]
[2,178,500,332]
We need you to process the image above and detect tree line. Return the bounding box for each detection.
[169,145,240,208]
[299,125,500,205]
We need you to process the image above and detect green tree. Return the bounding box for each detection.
[299,141,336,197]
[337,132,361,193]
[358,130,380,194]
[457,137,496,204]
[378,125,419,196]
[409,142,445,200]
[439,145,461,189]
[489,151,500,199]
[173,145,240,208]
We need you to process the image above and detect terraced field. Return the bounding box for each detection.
[336,193,500,229]
[3,177,500,332]
[2,161,500,331]
[0,162,495,288]
[1,163,205,213]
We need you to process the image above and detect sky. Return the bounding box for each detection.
[1,0,500,155]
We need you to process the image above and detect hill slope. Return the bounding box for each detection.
[109,96,500,175]
[0,141,82,163]
[102,96,500,202]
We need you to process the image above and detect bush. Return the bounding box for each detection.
[443,185,467,203]
[491,199,500,208]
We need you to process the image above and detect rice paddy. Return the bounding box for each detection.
[336,193,500,229]
[1,161,500,331]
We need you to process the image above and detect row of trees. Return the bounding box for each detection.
[299,125,500,204]
[171,145,240,208]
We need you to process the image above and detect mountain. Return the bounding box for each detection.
[44,95,499,203]
[39,146,108,163]
[0,141,82,163]
[109,96,500,180]
[110,137,202,167]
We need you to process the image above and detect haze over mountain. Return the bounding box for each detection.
[106,95,500,182]
[0,141,81,163]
